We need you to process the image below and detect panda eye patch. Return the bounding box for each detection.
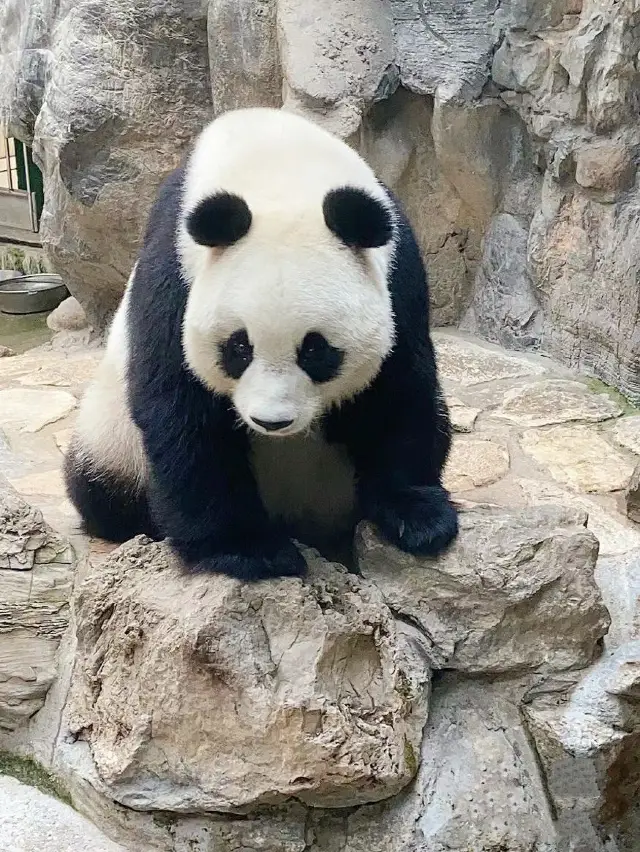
[219,329,253,379]
[297,332,344,384]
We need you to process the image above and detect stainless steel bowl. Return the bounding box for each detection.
[0,274,68,315]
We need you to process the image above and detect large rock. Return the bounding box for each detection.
[0,477,74,730]
[68,537,430,813]
[0,0,211,329]
[493,379,623,428]
[356,505,610,673]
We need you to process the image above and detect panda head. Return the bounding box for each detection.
[178,109,397,438]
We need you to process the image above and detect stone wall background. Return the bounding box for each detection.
[1,0,639,401]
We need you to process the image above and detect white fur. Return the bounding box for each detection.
[71,268,147,487]
[178,107,397,436]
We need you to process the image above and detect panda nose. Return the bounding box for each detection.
[251,417,294,432]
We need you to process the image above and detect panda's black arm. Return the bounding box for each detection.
[129,372,305,580]
[325,212,458,557]
[328,345,458,557]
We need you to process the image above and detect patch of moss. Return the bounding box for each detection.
[403,737,418,776]
[0,751,72,806]
[585,378,639,416]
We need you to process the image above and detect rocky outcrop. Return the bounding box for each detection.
[0,0,211,329]
[47,501,616,849]
[357,506,610,674]
[0,476,73,730]
[68,537,430,812]
[2,0,640,403]
[307,679,559,852]
[0,473,636,851]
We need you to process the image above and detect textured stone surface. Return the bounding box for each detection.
[462,213,542,350]
[208,0,281,114]
[447,397,480,433]
[494,379,623,428]
[279,0,394,139]
[574,138,635,194]
[46,296,88,332]
[595,550,640,650]
[612,416,640,456]
[69,537,430,812]
[0,388,76,433]
[0,775,126,852]
[8,468,66,499]
[434,334,545,387]
[523,642,640,852]
[516,477,640,559]
[309,679,558,852]
[625,464,640,524]
[443,437,509,492]
[0,477,74,730]
[521,425,636,492]
[0,0,211,329]
[356,506,609,674]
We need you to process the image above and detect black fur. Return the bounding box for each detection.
[297,331,344,384]
[64,448,158,542]
[186,192,252,247]
[323,186,393,248]
[219,329,253,379]
[65,168,457,580]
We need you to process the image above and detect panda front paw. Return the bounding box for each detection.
[188,536,307,582]
[363,484,459,557]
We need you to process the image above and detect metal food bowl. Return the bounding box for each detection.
[0,273,68,315]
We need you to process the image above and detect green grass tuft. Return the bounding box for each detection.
[0,751,73,806]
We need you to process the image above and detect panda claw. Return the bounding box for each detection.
[366,484,459,558]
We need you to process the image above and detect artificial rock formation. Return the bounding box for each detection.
[1,1,640,403]
[52,503,620,851]
[0,481,635,850]
[357,506,610,674]
[0,476,73,730]
[68,537,430,812]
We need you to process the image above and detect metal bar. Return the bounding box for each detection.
[22,140,37,231]
[3,136,12,192]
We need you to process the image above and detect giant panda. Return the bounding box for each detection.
[64,107,458,580]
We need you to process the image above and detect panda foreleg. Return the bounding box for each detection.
[132,382,307,581]
[332,358,459,558]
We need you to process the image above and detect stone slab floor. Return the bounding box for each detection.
[0,328,639,845]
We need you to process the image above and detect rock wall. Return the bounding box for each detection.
[1,0,639,400]
[0,476,73,731]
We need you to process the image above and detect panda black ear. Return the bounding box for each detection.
[185,192,252,247]
[323,186,393,249]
